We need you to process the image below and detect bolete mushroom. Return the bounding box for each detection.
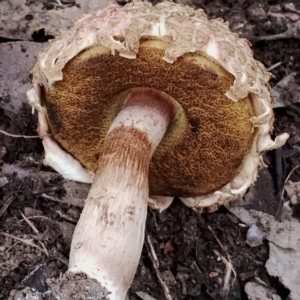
[27,1,288,299]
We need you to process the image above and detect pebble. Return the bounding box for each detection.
[0,176,8,188]
[246,224,263,247]
[246,3,267,22]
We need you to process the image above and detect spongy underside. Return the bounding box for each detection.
[45,40,254,196]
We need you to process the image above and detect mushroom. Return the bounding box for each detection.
[27,1,289,299]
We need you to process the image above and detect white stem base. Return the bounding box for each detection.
[69,164,148,299]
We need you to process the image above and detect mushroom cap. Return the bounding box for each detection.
[29,0,288,211]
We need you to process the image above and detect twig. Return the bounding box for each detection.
[0,129,41,139]
[195,233,206,272]
[281,164,300,200]
[57,256,69,266]
[19,211,40,235]
[18,211,49,257]
[32,186,63,195]
[267,62,282,72]
[0,232,48,255]
[213,249,236,293]
[252,20,300,42]
[207,225,226,251]
[39,241,49,257]
[0,195,14,218]
[192,260,202,274]
[41,193,63,203]
[0,130,52,139]
[151,210,159,232]
[208,226,236,293]
[56,210,78,223]
[5,241,20,253]
[146,234,173,300]
[18,216,52,223]
[276,164,300,219]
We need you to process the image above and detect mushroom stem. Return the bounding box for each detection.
[68,88,175,299]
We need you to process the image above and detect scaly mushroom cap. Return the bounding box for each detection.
[28,0,288,211]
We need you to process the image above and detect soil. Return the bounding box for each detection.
[1,0,300,299]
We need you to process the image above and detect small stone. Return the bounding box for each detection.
[161,270,176,285]
[246,3,267,23]
[246,224,263,247]
[0,176,8,188]
[24,207,43,217]
[0,146,7,159]
[209,271,219,278]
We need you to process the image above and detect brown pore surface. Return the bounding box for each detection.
[45,39,254,196]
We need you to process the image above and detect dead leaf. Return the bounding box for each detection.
[266,243,300,300]
[164,239,175,254]
[61,180,90,207]
[227,206,300,299]
[284,180,300,205]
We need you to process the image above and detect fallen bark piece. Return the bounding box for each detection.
[245,281,281,300]
[0,0,110,40]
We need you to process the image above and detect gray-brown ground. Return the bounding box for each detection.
[1,0,300,299]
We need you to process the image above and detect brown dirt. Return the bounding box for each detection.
[1,0,300,299]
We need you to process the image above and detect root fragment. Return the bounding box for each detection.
[146,234,173,300]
